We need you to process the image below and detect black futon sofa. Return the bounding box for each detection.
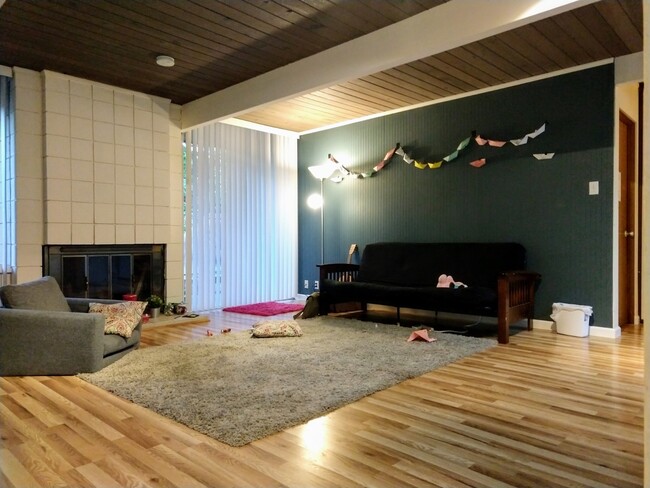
[318,242,541,344]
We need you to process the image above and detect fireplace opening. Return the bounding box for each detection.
[43,244,165,301]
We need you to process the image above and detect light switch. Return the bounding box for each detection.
[589,181,599,195]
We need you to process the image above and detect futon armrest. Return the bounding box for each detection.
[0,308,106,375]
[497,270,541,344]
[498,270,541,287]
[497,270,541,305]
[318,263,360,283]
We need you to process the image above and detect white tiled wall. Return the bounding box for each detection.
[13,68,44,283]
[167,104,184,299]
[13,69,183,301]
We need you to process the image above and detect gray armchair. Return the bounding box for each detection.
[0,277,142,376]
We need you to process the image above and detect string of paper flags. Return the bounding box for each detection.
[324,122,552,181]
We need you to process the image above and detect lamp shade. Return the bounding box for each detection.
[308,160,337,180]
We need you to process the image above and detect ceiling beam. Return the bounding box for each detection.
[181,0,598,131]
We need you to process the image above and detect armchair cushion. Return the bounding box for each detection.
[0,276,71,312]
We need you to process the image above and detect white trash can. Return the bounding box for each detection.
[551,303,593,337]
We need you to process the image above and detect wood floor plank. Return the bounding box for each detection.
[149,444,233,488]
[0,309,643,487]
[47,424,105,465]
[10,441,69,488]
[0,447,42,488]
[252,435,364,488]
[74,463,123,488]
[290,428,442,488]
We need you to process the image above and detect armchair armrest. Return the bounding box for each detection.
[67,297,123,313]
[318,263,360,283]
[0,308,106,375]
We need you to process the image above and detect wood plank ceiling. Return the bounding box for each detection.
[0,0,643,133]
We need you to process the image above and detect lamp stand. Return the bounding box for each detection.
[320,177,324,264]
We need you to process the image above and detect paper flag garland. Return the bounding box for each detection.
[443,136,471,162]
[509,123,546,146]
[395,135,470,170]
[373,146,399,172]
[533,153,555,160]
[470,158,486,168]
[323,122,549,180]
[328,145,399,180]
[475,134,506,147]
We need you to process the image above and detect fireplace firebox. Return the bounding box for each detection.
[43,244,165,301]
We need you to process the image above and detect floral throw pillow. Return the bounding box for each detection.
[89,301,147,338]
[251,320,303,338]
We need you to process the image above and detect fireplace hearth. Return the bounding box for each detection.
[43,244,165,301]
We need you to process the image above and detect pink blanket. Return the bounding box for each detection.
[223,301,304,317]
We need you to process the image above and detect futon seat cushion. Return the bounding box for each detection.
[323,279,497,315]
[357,242,526,288]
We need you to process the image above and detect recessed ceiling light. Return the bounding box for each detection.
[156,55,175,67]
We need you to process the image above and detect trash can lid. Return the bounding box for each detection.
[551,302,593,315]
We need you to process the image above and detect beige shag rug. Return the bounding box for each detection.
[79,316,496,446]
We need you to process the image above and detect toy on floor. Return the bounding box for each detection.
[407,328,437,342]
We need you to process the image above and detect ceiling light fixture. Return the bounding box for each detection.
[156,55,175,67]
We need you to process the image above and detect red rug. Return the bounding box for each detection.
[222,301,304,316]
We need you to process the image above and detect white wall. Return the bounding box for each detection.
[12,68,183,302]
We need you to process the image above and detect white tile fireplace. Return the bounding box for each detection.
[12,68,183,302]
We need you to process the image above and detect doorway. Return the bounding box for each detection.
[618,111,638,326]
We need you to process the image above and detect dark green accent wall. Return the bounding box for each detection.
[298,65,614,326]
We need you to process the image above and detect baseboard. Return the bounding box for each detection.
[533,318,621,339]
[295,293,310,301]
[532,319,554,330]
[588,325,622,339]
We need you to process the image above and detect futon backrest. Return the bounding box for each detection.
[357,242,527,288]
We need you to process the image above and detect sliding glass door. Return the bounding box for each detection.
[184,123,298,310]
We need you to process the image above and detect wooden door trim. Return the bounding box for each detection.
[618,110,637,326]
[637,82,643,322]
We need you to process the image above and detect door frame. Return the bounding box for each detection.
[637,82,644,322]
[618,110,637,326]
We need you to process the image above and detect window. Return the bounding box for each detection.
[184,122,298,310]
[0,74,15,286]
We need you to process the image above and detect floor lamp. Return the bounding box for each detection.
[308,161,337,264]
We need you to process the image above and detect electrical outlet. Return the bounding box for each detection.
[314,280,319,290]
[304,280,309,289]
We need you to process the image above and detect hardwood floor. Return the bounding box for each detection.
[1,311,644,488]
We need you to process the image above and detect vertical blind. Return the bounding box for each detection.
[0,75,15,286]
[185,122,298,311]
